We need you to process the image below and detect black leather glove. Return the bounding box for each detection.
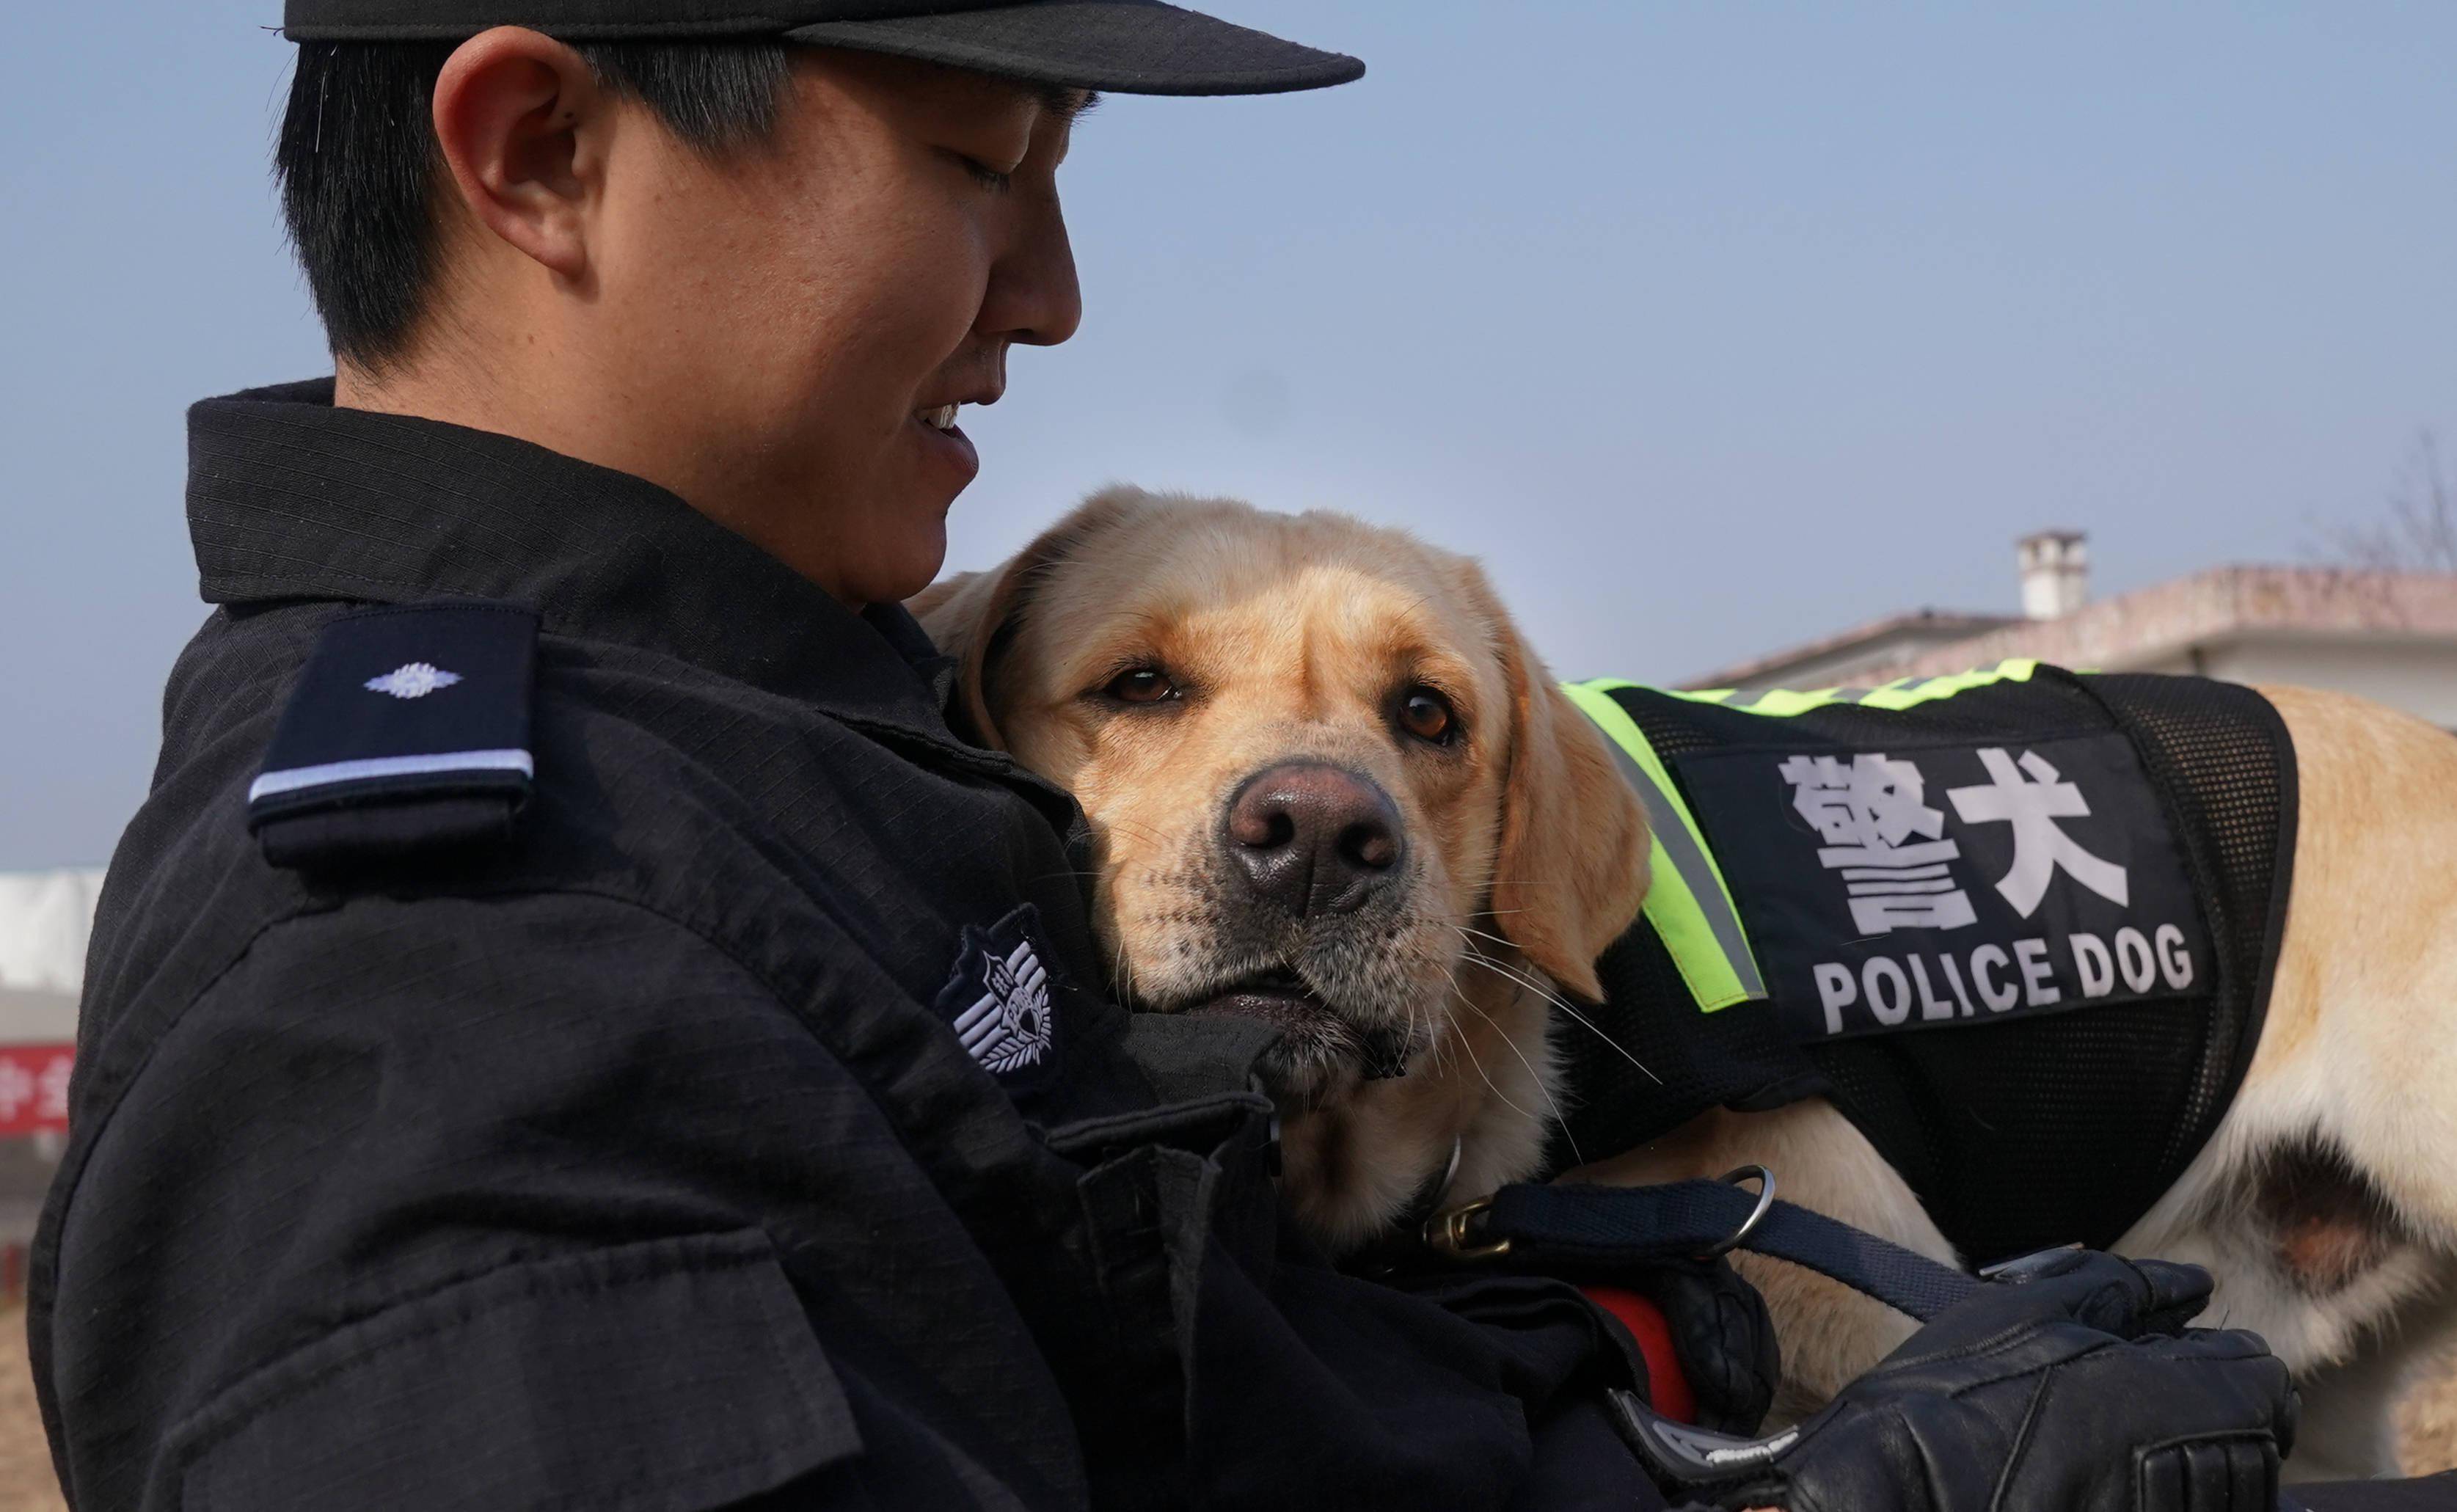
[1602,1255,1781,1436]
[1611,1250,2298,1512]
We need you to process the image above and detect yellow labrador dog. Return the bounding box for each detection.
[915,487,2457,1478]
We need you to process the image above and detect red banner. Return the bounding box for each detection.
[0,1045,73,1135]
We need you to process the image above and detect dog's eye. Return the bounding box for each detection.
[1397,687,1457,744]
[1104,668,1178,705]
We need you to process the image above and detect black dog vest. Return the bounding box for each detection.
[1548,662,2297,1266]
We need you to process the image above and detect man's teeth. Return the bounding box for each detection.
[919,404,959,431]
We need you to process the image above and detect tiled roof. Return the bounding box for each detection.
[1681,566,2457,690]
[1684,610,2017,689]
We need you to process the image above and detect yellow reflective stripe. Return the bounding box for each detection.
[1643,659,2041,717]
[1560,681,1764,1013]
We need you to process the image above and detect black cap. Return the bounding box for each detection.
[282,1,1365,97]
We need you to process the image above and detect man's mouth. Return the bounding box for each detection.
[911,402,980,482]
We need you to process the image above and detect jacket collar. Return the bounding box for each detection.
[188,378,959,738]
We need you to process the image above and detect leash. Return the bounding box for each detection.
[1425,1166,1983,1323]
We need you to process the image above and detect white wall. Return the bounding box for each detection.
[2191,634,2457,730]
[0,870,102,997]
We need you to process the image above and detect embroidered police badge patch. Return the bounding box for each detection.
[937,905,1062,1089]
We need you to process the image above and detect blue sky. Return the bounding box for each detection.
[4,1,2452,867]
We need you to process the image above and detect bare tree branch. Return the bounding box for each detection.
[2316,431,2456,572]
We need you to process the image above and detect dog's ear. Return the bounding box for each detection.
[906,568,1003,741]
[1460,563,1651,1001]
[907,487,1147,750]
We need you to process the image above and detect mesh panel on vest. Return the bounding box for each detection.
[1549,668,2296,1265]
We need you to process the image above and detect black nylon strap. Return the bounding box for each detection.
[1483,1181,1982,1323]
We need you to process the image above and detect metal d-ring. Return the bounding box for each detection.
[1697,1164,1776,1260]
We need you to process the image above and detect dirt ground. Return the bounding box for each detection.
[0,1304,2443,1505]
[0,1311,57,1512]
[2404,1345,2457,1476]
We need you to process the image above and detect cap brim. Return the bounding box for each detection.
[784,1,1363,97]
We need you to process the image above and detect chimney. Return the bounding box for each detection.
[2018,530,2088,620]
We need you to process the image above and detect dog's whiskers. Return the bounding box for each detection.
[1448,979,1582,1169]
[1089,816,1169,846]
[1100,917,1137,1003]
[1406,907,1538,921]
[1442,980,1557,1155]
[1447,921,1521,952]
[1451,933,1662,1086]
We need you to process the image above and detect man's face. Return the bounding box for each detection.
[594,51,1085,605]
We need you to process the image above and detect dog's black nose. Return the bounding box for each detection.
[1224,762,1404,917]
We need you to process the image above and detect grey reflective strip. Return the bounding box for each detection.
[1596,735,1767,999]
[247,748,534,803]
[1734,685,1867,709]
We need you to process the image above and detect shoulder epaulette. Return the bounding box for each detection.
[247,602,540,869]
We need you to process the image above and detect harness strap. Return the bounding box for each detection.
[1479,1180,1981,1323]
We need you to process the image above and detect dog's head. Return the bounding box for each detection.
[914,489,1649,1246]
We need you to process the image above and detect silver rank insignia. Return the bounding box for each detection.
[938,905,1062,1086]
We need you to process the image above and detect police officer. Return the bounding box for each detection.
[29,4,2331,1508]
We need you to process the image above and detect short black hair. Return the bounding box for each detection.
[275,39,794,370]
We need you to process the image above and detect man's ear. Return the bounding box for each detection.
[430,27,609,282]
[1460,563,1651,1001]
[907,487,1148,749]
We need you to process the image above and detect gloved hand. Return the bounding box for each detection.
[1613,1250,2297,1512]
[1603,1254,1781,1436]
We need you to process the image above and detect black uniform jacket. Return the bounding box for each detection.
[31,381,1656,1512]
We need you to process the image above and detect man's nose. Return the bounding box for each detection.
[1224,762,1405,918]
[981,196,1082,349]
